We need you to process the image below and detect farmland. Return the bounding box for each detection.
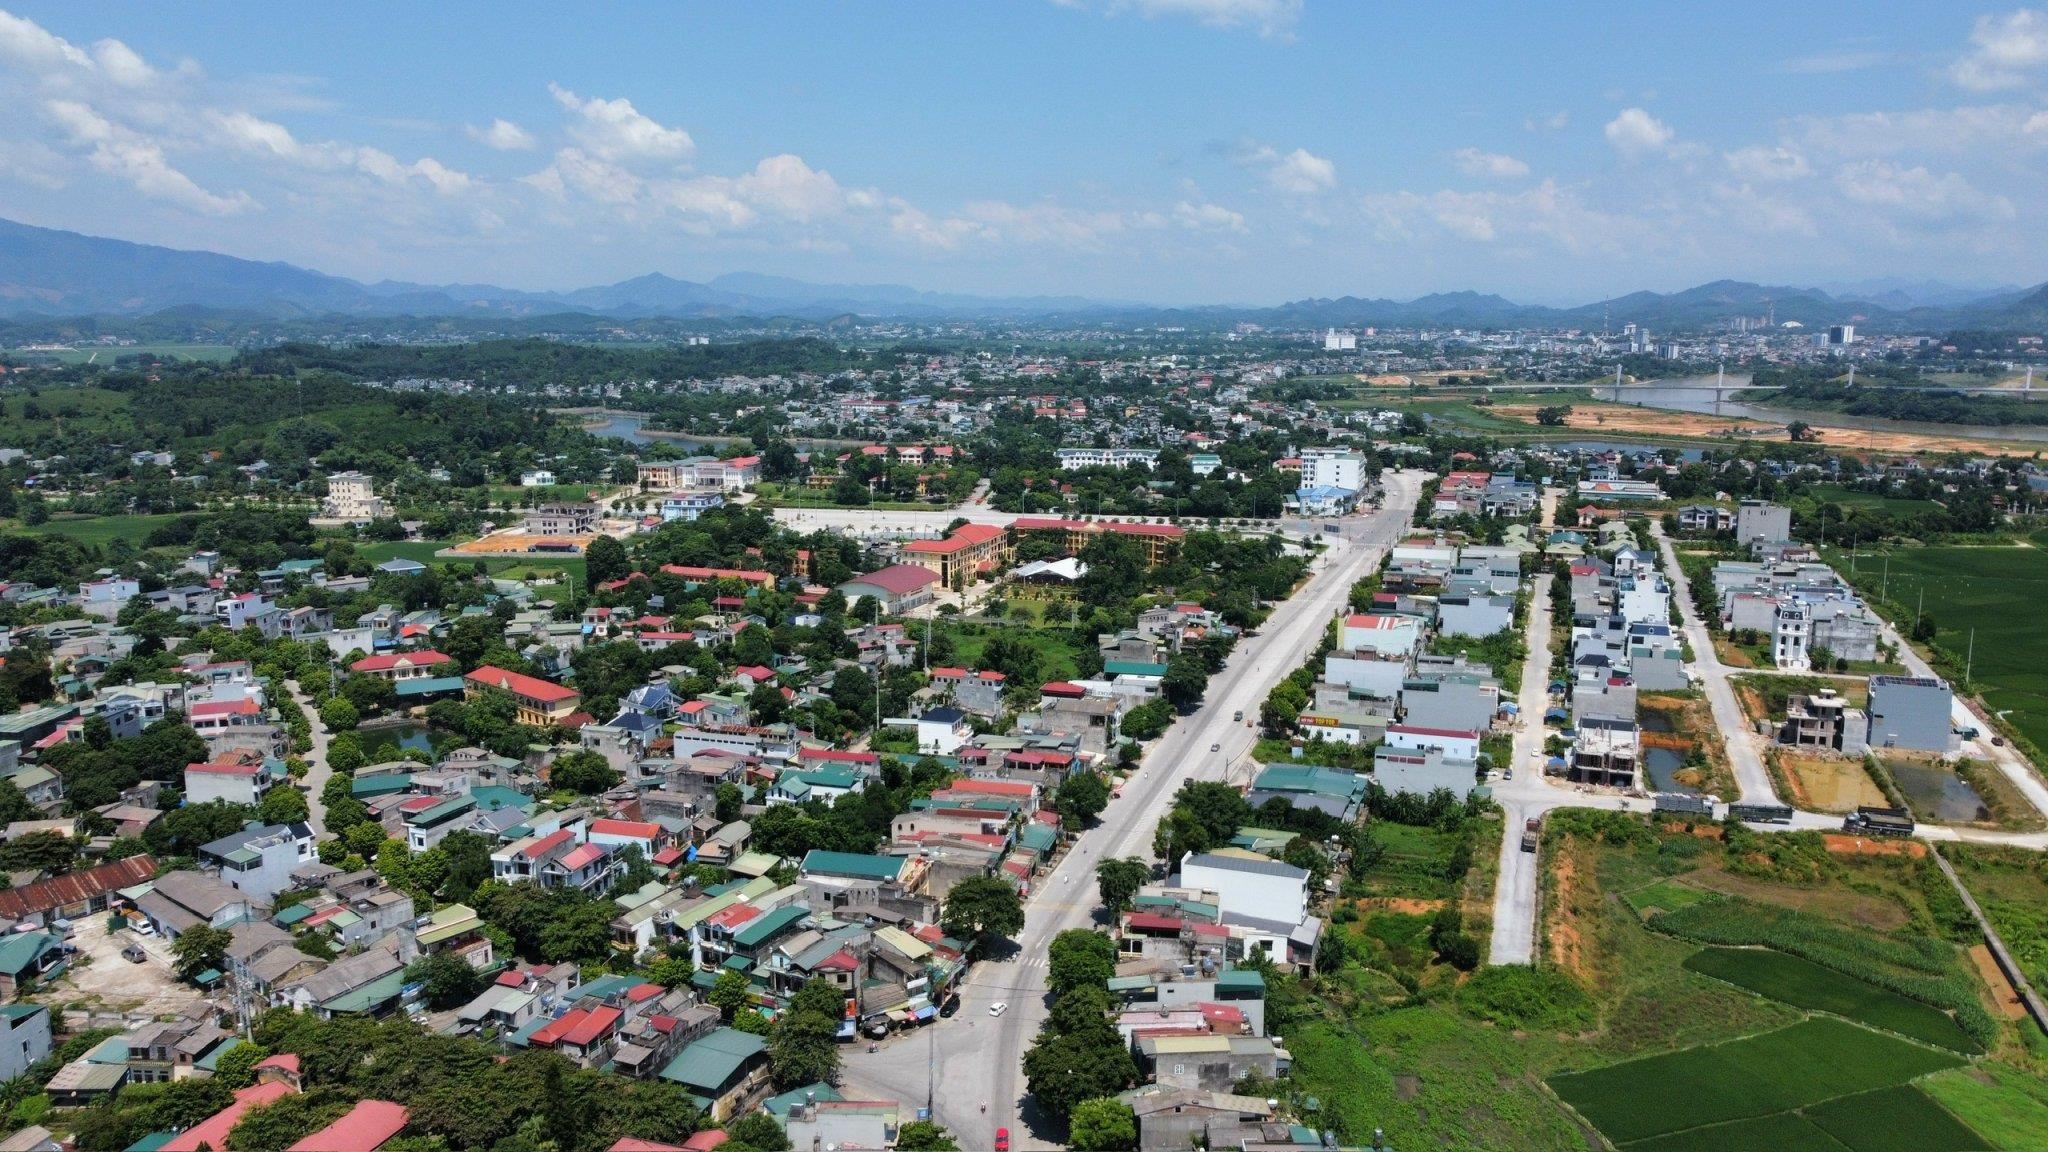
[1682,946,1981,1052]
[1619,1084,1990,1152]
[1825,536,2048,756]
[1920,1065,2048,1149]
[1547,1018,1966,1145]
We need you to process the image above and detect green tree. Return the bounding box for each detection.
[212,1041,268,1089]
[767,979,844,1089]
[940,875,1025,953]
[1068,1097,1139,1151]
[319,697,361,732]
[710,968,752,1021]
[583,535,630,587]
[1048,929,1116,998]
[548,749,621,795]
[1054,771,1110,830]
[1535,405,1572,427]
[725,1111,793,1152]
[1095,857,1150,913]
[714,781,745,823]
[1160,652,1207,712]
[172,924,232,983]
[406,952,485,1009]
[258,785,310,826]
[894,1120,961,1150]
[1023,986,1136,1124]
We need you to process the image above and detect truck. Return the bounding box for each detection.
[1844,806,1915,839]
[1520,816,1542,853]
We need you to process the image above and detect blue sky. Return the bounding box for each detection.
[2,2,2045,303]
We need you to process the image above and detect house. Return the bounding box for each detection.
[0,1004,51,1081]
[1136,1034,1284,1093]
[161,1081,298,1152]
[0,854,156,924]
[1177,853,1307,927]
[1866,675,1956,753]
[274,938,410,1017]
[899,523,1008,588]
[1437,594,1514,639]
[1383,723,1481,763]
[836,565,940,615]
[1735,499,1793,545]
[1120,1086,1278,1152]
[1373,745,1482,800]
[658,1027,770,1121]
[465,666,583,726]
[0,934,65,999]
[1339,614,1421,658]
[184,757,280,807]
[200,821,317,903]
[286,1099,410,1152]
[349,651,454,682]
[1245,765,1368,822]
[135,871,257,938]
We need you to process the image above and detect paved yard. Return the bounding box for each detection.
[43,914,208,1018]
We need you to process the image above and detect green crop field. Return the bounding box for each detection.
[10,512,192,547]
[29,343,239,364]
[1804,484,1941,514]
[1800,1085,1989,1152]
[1619,1112,1850,1152]
[1828,537,2048,755]
[1547,1018,1966,1145]
[1683,947,1980,1052]
[1624,880,1712,914]
[1921,1065,2048,1149]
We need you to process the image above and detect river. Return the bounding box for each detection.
[1629,375,2048,444]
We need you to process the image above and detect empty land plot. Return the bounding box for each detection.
[1547,1018,1965,1145]
[1920,1065,2048,1151]
[1683,947,1981,1053]
[1623,880,1712,915]
[1781,752,1891,813]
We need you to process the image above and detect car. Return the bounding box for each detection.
[1210,743,1220,752]
[1503,768,1513,781]
[132,921,155,937]
[995,1128,1010,1152]
[1232,710,1244,722]
[989,1001,1008,1017]
[121,944,146,964]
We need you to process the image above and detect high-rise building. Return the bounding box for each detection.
[1323,328,1357,352]
[1827,324,1856,346]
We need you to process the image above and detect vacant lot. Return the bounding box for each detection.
[1779,752,1890,813]
[1683,947,1980,1053]
[1622,880,1710,915]
[1547,1018,1966,1145]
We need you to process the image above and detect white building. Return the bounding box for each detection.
[1299,448,1367,495]
[1773,600,1812,671]
[1056,447,1159,471]
[1322,329,1357,352]
[1383,724,1481,763]
[1339,614,1421,658]
[1179,852,1308,925]
[520,469,556,488]
[322,471,388,522]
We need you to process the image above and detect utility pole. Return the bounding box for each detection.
[1882,553,1890,603]
[1966,628,1975,687]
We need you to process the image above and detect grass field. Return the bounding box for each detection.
[935,621,1084,683]
[1547,1018,1967,1144]
[27,343,238,364]
[7,512,191,547]
[1622,1085,1989,1152]
[1920,1064,2048,1149]
[356,539,586,584]
[1826,537,2048,755]
[1623,880,1712,914]
[1804,484,1943,514]
[1683,947,1981,1053]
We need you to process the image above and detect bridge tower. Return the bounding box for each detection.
[1715,362,1725,417]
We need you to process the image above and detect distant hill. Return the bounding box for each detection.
[0,215,2040,330]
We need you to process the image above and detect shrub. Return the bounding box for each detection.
[1456,965,1594,1031]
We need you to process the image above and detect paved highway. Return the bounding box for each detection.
[837,470,1427,1150]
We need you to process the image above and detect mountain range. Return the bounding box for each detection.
[2,216,2044,332]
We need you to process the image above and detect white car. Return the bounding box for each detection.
[989,1001,1009,1017]
[132,921,155,937]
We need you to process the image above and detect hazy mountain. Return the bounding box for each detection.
[0,215,2041,330]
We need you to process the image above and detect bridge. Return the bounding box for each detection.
[1436,367,2041,413]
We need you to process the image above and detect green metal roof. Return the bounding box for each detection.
[394,675,467,698]
[1107,975,1157,992]
[1103,660,1169,677]
[763,1082,843,1117]
[193,1036,245,1072]
[1216,968,1266,992]
[352,774,413,798]
[0,932,60,976]
[124,1133,177,1152]
[273,903,315,926]
[658,1027,766,1092]
[730,904,809,949]
[799,850,904,882]
[318,968,406,1014]
[1251,763,1367,800]
[1017,823,1058,852]
[469,785,532,812]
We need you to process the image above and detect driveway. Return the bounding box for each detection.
[286,678,332,836]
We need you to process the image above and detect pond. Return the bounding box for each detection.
[581,413,705,450]
[1643,746,1698,795]
[358,721,436,763]
[1884,758,1989,823]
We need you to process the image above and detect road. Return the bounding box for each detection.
[285,678,333,837]
[769,502,1321,542]
[1652,522,1781,806]
[837,470,1428,1150]
[1488,571,1561,966]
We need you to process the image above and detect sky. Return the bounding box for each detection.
[1,1,2046,305]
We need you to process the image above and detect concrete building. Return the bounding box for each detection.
[1735,500,1793,546]
[1866,675,1956,753]
[200,822,316,903]
[0,1004,51,1082]
[1339,614,1421,658]
[1299,448,1367,495]
[899,523,1008,588]
[1056,447,1159,470]
[523,503,599,537]
[463,666,582,727]
[1177,853,1307,926]
[836,565,941,615]
[1437,594,1514,638]
[1373,746,1482,799]
[322,471,388,522]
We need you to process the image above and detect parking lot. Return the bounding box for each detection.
[47,913,208,1018]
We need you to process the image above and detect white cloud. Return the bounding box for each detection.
[735,154,862,223]
[1833,160,2014,221]
[1062,0,1302,39]
[1173,200,1247,231]
[1358,179,1625,253]
[1949,8,2048,91]
[1780,48,1888,75]
[1450,148,1529,179]
[204,109,471,193]
[1604,107,1674,157]
[1264,147,1336,193]
[1524,110,1570,132]
[1789,104,2048,156]
[0,10,91,71]
[44,99,256,215]
[467,118,536,151]
[90,38,160,87]
[1723,145,1810,181]
[548,83,694,163]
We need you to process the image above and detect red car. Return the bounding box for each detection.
[994,1127,1010,1152]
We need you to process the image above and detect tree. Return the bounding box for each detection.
[1023,986,1137,1124]
[407,952,485,1009]
[714,781,745,823]
[258,785,310,826]
[894,1121,961,1150]
[318,697,360,732]
[1048,929,1116,998]
[1160,653,1207,713]
[172,924,232,983]
[1787,420,1819,442]
[1912,612,1938,642]
[212,1041,268,1089]
[1536,405,1572,427]
[1095,857,1149,913]
[725,1112,793,1152]
[767,979,844,1089]
[1054,770,1110,829]
[583,535,630,587]
[1068,1097,1139,1151]
[548,749,621,795]
[710,968,752,1021]
[940,876,1025,953]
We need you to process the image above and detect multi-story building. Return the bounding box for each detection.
[899,523,1008,588]
[1866,675,1956,754]
[1056,447,1159,471]
[1735,500,1793,546]
[464,666,583,726]
[1009,518,1185,565]
[1298,448,1367,495]
[523,503,600,537]
[322,471,388,522]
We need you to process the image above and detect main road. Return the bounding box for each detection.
[837,470,1427,1150]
